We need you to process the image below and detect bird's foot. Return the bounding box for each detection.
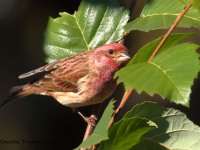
[77,111,97,126]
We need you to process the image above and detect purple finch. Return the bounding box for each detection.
[2,43,130,108]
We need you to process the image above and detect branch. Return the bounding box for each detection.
[108,89,133,128]
[148,0,193,62]
[80,104,102,150]
[109,0,193,128]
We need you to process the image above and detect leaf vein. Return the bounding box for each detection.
[150,129,200,139]
[140,14,200,22]
[74,15,90,50]
[150,61,184,100]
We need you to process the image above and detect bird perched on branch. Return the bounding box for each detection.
[1,43,130,109]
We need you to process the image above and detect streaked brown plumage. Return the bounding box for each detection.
[1,43,130,108]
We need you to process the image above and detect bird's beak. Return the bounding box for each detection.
[117,51,131,63]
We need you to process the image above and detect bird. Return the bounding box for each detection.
[1,43,130,110]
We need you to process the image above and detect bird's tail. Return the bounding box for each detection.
[1,84,41,108]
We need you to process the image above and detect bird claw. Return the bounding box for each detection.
[83,115,97,126]
[76,110,97,126]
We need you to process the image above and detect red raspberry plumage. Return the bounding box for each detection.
[2,43,130,108]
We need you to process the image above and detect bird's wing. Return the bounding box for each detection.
[32,53,90,92]
[51,53,90,92]
[18,60,61,79]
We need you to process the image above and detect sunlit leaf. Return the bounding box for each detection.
[130,33,194,64]
[124,0,200,32]
[116,34,200,106]
[193,0,200,11]
[43,0,129,62]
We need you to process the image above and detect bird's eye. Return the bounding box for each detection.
[108,49,115,55]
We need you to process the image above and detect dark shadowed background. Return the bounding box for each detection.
[0,0,200,150]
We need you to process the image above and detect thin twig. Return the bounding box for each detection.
[81,104,102,150]
[109,0,193,128]
[148,0,192,62]
[108,89,133,129]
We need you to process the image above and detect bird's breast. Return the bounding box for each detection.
[50,74,117,107]
[77,74,117,106]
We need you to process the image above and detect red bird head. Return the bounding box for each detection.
[92,43,130,75]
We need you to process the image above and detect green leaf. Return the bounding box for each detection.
[98,117,156,150]
[193,0,200,11]
[130,33,194,64]
[43,0,130,62]
[74,100,115,150]
[124,0,200,32]
[116,37,200,106]
[124,101,200,150]
[124,102,165,120]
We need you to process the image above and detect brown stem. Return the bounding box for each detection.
[109,0,193,128]
[108,89,133,129]
[81,104,102,150]
[148,0,192,62]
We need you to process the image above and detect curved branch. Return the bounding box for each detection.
[109,0,193,128]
